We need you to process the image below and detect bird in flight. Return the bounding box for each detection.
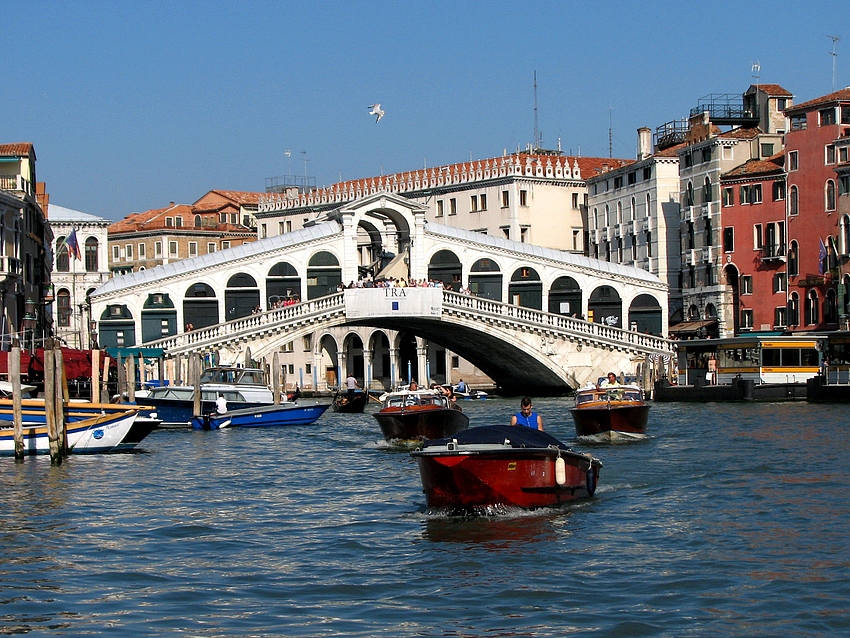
[368,104,385,123]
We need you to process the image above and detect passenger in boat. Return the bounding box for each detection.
[600,372,618,387]
[456,379,467,393]
[409,380,419,391]
[345,372,358,402]
[510,396,543,431]
[215,393,228,414]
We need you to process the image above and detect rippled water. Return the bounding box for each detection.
[1,397,849,636]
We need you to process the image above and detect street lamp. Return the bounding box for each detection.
[23,298,36,353]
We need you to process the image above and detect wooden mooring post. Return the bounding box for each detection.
[11,344,24,460]
[91,349,101,403]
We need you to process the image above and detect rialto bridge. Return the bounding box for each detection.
[90,191,674,394]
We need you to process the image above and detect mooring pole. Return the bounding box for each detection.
[273,351,280,405]
[91,349,101,404]
[11,343,23,459]
[44,347,60,464]
[55,344,68,456]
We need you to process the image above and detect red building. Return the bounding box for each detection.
[783,89,850,331]
[720,154,787,332]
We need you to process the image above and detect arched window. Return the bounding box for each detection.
[85,237,98,272]
[57,289,72,327]
[605,204,611,226]
[790,185,799,216]
[788,241,799,277]
[826,180,837,211]
[56,237,69,272]
[789,292,800,326]
[825,289,838,324]
[630,196,636,221]
[194,215,202,228]
[806,290,819,325]
[841,215,850,255]
[617,201,623,224]
[592,208,598,230]
[703,176,712,203]
[686,181,694,207]
[645,193,651,218]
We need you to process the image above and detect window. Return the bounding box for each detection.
[614,175,624,189]
[753,224,763,250]
[261,224,267,239]
[687,221,695,250]
[722,146,733,160]
[85,238,99,272]
[222,241,230,249]
[752,184,762,204]
[480,194,487,210]
[723,227,734,252]
[286,220,292,233]
[774,272,787,293]
[790,114,807,131]
[154,241,163,257]
[470,195,478,212]
[436,200,444,217]
[501,191,509,208]
[761,143,774,157]
[112,245,120,261]
[826,144,837,165]
[628,171,636,185]
[706,263,716,286]
[701,147,712,163]
[723,187,734,207]
[138,243,145,258]
[788,150,798,171]
[630,196,636,221]
[168,241,177,257]
[773,180,786,201]
[645,193,651,218]
[57,289,71,327]
[775,306,787,327]
[684,152,693,168]
[189,242,197,257]
[207,243,216,253]
[790,186,799,216]
[826,180,837,211]
[519,190,528,206]
[703,177,712,203]
[194,215,202,228]
[686,182,694,207]
[806,290,820,325]
[788,241,799,277]
[219,213,227,223]
[777,98,788,111]
[643,166,651,180]
[741,275,753,295]
[741,309,753,329]
[820,108,836,126]
[160,319,169,336]
[740,185,751,205]
[165,217,173,227]
[449,198,457,215]
[843,106,850,124]
[842,147,850,163]
[175,216,183,228]
[125,244,133,259]
[646,231,652,257]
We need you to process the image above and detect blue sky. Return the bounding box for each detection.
[4,0,848,220]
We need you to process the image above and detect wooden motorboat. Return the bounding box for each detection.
[332,390,369,413]
[190,401,330,430]
[570,384,650,442]
[372,389,468,445]
[411,425,602,512]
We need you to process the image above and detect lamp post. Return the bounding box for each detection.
[23,298,36,354]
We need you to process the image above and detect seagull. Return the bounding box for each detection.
[368,103,385,123]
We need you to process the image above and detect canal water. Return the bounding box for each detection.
[1,397,848,636]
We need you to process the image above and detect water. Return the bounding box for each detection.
[2,397,849,636]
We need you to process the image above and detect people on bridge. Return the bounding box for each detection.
[510,397,543,431]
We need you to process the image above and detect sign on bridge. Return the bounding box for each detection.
[344,287,442,318]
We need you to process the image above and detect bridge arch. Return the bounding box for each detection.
[307,251,342,298]
[225,273,260,321]
[589,285,622,327]
[142,292,177,343]
[628,293,663,335]
[266,261,301,308]
[184,282,218,330]
[428,249,461,287]
[99,304,136,348]
[548,275,582,317]
[469,257,502,301]
[509,266,542,309]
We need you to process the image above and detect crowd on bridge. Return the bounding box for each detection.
[338,277,473,295]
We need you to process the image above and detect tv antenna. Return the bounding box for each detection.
[751,61,760,89]
[533,71,541,151]
[300,150,308,180]
[608,106,613,159]
[828,35,840,91]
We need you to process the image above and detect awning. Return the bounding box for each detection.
[668,319,718,336]
[105,347,165,359]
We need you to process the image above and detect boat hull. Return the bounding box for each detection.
[0,410,140,456]
[332,391,369,413]
[411,426,601,511]
[373,406,469,443]
[190,403,330,430]
[570,404,650,440]
[142,397,270,427]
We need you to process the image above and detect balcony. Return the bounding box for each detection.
[0,174,31,195]
[0,256,22,277]
[690,94,759,127]
[759,244,786,262]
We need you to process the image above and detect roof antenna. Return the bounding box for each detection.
[751,61,760,90]
[608,106,613,159]
[828,35,840,91]
[533,71,540,151]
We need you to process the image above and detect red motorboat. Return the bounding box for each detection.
[411,425,602,512]
[570,384,650,442]
[373,389,468,445]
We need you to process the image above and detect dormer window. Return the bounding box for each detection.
[165,217,173,227]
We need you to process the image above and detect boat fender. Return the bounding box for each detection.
[555,456,567,486]
[586,466,597,496]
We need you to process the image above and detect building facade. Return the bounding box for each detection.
[0,143,53,351]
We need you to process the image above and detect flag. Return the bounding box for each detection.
[64,229,82,261]
[818,237,827,275]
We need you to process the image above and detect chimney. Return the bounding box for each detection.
[637,127,652,160]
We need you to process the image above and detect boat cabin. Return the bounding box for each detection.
[576,386,644,405]
[672,335,823,386]
[198,367,268,386]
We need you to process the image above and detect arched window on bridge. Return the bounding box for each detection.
[508,267,542,310]
[469,258,502,301]
[307,251,341,299]
[142,293,177,342]
[588,286,622,327]
[428,250,461,289]
[267,261,301,308]
[225,273,260,321]
[184,282,219,330]
[98,304,136,348]
[628,294,662,335]
[548,276,581,317]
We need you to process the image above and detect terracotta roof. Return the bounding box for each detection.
[196,190,264,205]
[108,201,255,235]
[749,84,793,97]
[719,126,761,140]
[722,152,785,178]
[654,141,689,158]
[786,87,850,112]
[0,143,35,159]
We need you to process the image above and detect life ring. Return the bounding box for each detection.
[586,466,597,496]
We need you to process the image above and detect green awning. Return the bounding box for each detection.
[105,347,165,359]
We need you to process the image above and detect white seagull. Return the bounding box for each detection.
[368,103,385,123]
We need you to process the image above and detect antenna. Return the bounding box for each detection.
[300,150,308,180]
[285,149,292,175]
[829,35,840,91]
[608,106,613,159]
[751,61,760,89]
[533,71,540,151]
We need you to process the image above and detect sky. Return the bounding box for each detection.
[4,0,849,220]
